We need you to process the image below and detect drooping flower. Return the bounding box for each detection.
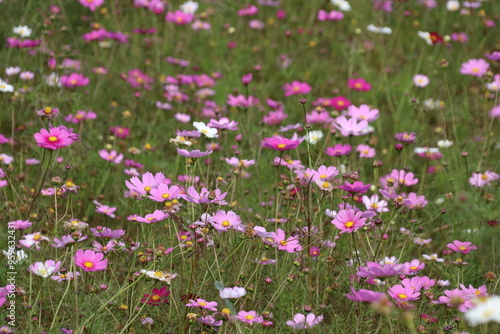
[75,249,108,272]
[286,313,323,329]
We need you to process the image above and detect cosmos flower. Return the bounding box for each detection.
[286,313,323,329]
[75,249,108,272]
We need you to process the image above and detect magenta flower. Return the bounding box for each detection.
[165,10,194,25]
[78,0,104,11]
[186,298,218,311]
[238,5,258,16]
[286,313,323,329]
[333,116,369,136]
[339,181,371,194]
[271,228,302,253]
[75,249,108,272]
[282,81,311,96]
[348,78,372,91]
[331,209,366,233]
[60,73,90,88]
[141,286,170,305]
[345,287,387,303]
[177,148,213,158]
[90,226,125,238]
[490,105,500,118]
[236,310,263,324]
[447,240,478,254]
[34,127,74,150]
[324,144,352,156]
[109,126,130,139]
[136,210,169,224]
[331,96,351,111]
[242,73,253,85]
[388,284,421,301]
[395,132,416,143]
[460,58,489,77]
[262,136,300,151]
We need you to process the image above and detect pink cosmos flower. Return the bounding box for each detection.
[436,289,474,312]
[91,226,125,238]
[236,310,263,324]
[28,260,62,278]
[92,240,116,253]
[345,288,387,303]
[447,240,478,254]
[413,74,430,87]
[78,0,104,11]
[34,127,74,150]
[403,192,428,209]
[262,136,300,151]
[165,10,194,25]
[333,116,369,136]
[241,73,252,85]
[388,284,421,301]
[469,170,500,187]
[19,232,50,250]
[331,209,366,233]
[182,186,228,205]
[109,126,130,139]
[403,260,425,275]
[286,313,323,329]
[282,81,312,96]
[317,9,344,21]
[395,132,416,143]
[64,110,97,123]
[357,262,406,278]
[460,284,488,298]
[460,58,489,77]
[324,144,352,156]
[348,78,371,91]
[136,210,169,223]
[177,148,213,158]
[94,201,117,218]
[314,165,339,181]
[271,228,302,253]
[60,73,90,88]
[125,171,167,195]
[262,109,288,125]
[356,144,376,158]
[347,104,379,122]
[149,184,181,202]
[238,5,258,16]
[211,210,243,232]
[8,220,33,229]
[362,195,389,213]
[186,298,218,311]
[36,106,59,119]
[75,249,108,272]
[207,117,238,131]
[99,149,123,164]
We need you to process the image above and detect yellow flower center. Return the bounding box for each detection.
[162,193,170,199]
[222,220,230,227]
[198,302,207,306]
[48,136,58,142]
[320,174,327,179]
[154,271,163,277]
[84,261,94,268]
[144,186,151,192]
[398,294,407,299]
[151,294,161,301]
[355,83,362,88]
[322,182,331,189]
[70,79,77,84]
[277,143,286,149]
[337,101,344,106]
[279,240,287,246]
[44,107,52,114]
[246,315,255,320]
[33,233,41,241]
[458,246,466,250]
[481,174,488,180]
[345,221,354,228]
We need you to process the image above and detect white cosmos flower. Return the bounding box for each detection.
[367,24,392,35]
[446,0,460,11]
[193,122,218,138]
[465,296,500,326]
[180,1,198,14]
[219,286,246,299]
[437,139,453,148]
[305,130,324,144]
[0,79,14,93]
[418,31,433,45]
[331,0,351,11]
[13,25,32,37]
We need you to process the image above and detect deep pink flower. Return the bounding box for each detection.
[60,73,90,88]
[330,96,351,110]
[262,136,300,151]
[142,286,170,305]
[348,78,371,91]
[75,249,108,272]
[395,132,416,143]
[331,209,366,233]
[447,240,478,254]
[78,0,105,12]
[34,127,74,150]
[282,81,311,96]
[339,181,370,194]
[238,5,258,16]
[242,73,252,85]
[460,58,489,77]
